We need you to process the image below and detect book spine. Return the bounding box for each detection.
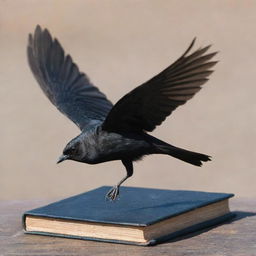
[22,214,27,231]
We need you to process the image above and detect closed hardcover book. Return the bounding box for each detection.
[23,186,234,246]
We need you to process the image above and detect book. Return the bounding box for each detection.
[23,186,234,246]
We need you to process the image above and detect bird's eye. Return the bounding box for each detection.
[64,147,74,156]
[68,147,76,155]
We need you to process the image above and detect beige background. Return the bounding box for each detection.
[1,0,255,200]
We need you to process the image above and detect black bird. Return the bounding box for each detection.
[27,25,217,200]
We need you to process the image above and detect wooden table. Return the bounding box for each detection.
[1,198,255,256]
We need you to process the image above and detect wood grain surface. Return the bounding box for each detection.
[0,198,255,256]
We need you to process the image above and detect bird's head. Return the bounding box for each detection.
[57,137,84,164]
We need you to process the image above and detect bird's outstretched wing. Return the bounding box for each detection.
[27,25,113,131]
[102,39,217,133]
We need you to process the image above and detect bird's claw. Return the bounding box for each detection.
[105,186,120,201]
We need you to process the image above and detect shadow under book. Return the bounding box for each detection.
[23,186,234,246]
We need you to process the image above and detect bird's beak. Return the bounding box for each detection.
[57,154,68,164]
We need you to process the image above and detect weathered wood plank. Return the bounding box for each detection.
[0,198,255,256]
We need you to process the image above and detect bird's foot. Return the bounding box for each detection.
[105,185,120,201]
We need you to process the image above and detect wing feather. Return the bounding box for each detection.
[102,39,217,132]
[27,25,113,130]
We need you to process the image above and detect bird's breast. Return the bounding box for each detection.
[80,129,152,163]
[92,131,151,162]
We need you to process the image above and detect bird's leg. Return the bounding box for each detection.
[106,160,133,201]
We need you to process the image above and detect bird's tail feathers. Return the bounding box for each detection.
[156,143,211,167]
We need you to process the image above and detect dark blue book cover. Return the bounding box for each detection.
[23,186,234,245]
